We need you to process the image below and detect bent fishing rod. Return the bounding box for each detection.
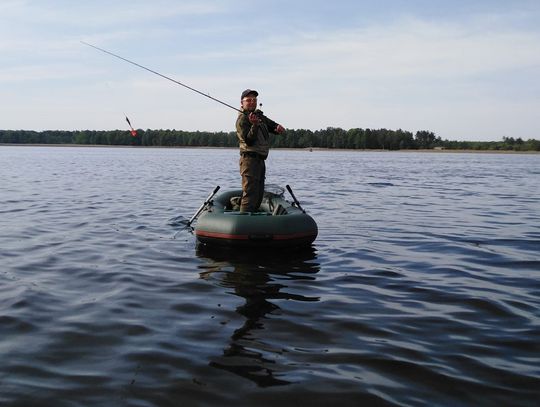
[81,41,242,114]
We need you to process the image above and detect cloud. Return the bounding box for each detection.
[0,1,225,27]
[257,17,540,80]
[1,2,539,139]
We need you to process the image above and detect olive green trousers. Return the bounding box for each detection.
[239,155,266,212]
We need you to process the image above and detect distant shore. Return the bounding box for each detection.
[1,143,539,154]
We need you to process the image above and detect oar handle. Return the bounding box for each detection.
[286,184,305,213]
[187,185,220,226]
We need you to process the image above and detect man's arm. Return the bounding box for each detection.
[258,111,285,134]
[236,113,259,146]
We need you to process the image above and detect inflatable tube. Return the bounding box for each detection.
[194,189,317,249]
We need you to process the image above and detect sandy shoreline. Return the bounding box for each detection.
[1,143,538,154]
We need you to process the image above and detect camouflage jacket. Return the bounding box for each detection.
[236,109,279,159]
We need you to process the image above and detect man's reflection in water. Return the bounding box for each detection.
[196,245,320,387]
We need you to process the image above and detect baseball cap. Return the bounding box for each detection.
[241,89,258,99]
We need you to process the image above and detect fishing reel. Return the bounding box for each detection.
[254,103,265,120]
[246,104,264,124]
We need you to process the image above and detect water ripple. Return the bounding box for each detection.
[1,147,539,406]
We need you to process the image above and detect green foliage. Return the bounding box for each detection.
[1,129,538,151]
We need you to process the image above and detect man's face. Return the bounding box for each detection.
[241,95,258,111]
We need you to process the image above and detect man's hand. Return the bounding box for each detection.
[275,124,285,134]
[248,112,261,125]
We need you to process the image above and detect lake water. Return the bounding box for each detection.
[1,146,539,406]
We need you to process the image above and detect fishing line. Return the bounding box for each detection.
[81,41,242,113]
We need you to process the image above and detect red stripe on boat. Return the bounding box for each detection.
[195,231,250,240]
[196,230,316,241]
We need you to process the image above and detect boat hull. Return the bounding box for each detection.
[194,190,317,249]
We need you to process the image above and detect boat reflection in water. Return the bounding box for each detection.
[196,244,320,387]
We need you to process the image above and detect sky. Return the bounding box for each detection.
[1,0,539,141]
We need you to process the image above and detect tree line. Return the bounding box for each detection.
[1,128,538,151]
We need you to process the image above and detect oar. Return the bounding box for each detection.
[286,184,305,213]
[187,186,220,227]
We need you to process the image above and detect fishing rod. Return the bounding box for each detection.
[81,41,242,114]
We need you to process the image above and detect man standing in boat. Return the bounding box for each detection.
[236,89,285,212]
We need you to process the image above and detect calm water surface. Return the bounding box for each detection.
[1,146,539,406]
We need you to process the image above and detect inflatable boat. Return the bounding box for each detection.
[190,186,317,249]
